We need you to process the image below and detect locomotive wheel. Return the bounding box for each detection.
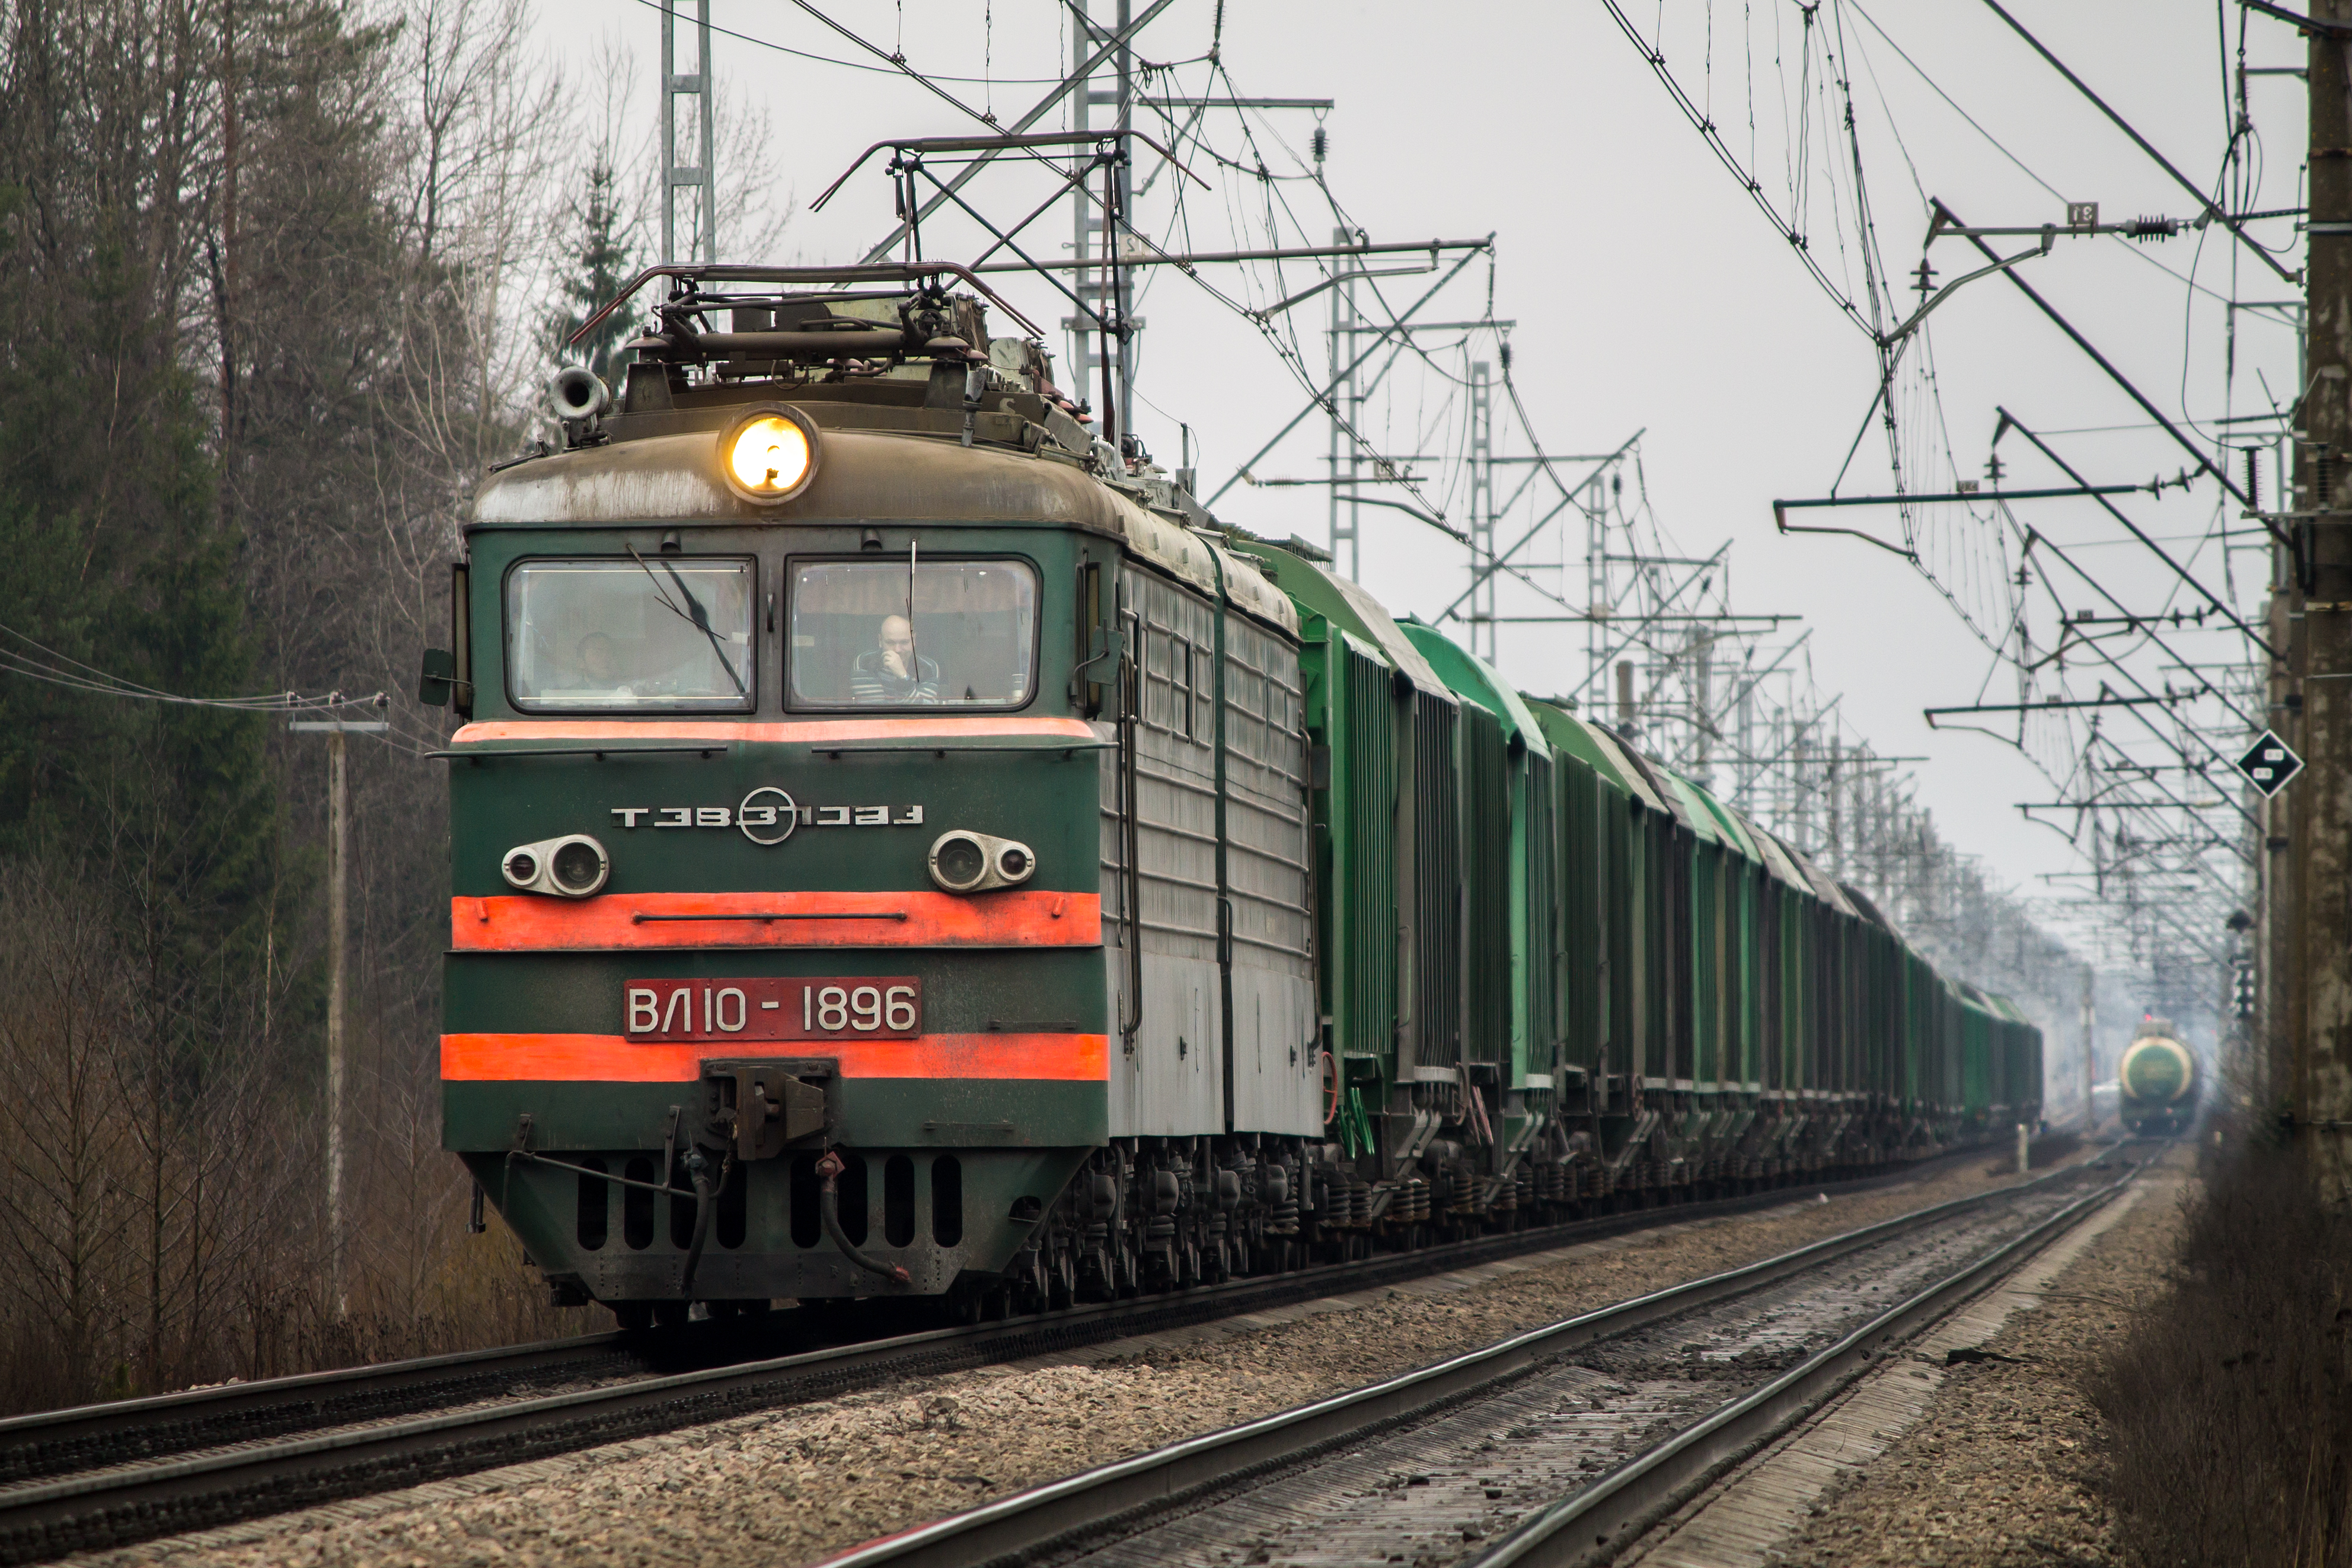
[1077,1246,1110,1302]
[653,1301,691,1329]
[610,1301,653,1331]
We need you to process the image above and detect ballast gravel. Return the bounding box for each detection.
[81,1153,2080,1568]
[1772,1147,2190,1568]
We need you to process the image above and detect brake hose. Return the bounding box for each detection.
[816,1150,912,1286]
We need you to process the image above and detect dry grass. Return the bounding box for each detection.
[2088,1130,2352,1567]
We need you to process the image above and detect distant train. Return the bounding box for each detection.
[2117,1017,2200,1135]
[420,256,2044,1325]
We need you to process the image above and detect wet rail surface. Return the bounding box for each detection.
[812,1156,2137,1568]
[0,1150,2024,1567]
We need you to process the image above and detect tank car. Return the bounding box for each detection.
[2117,1016,2200,1135]
[416,255,2043,1326]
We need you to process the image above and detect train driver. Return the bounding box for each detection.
[850,614,942,703]
[575,631,633,695]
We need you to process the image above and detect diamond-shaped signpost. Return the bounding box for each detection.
[2235,730,2305,799]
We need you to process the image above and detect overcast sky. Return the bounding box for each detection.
[529,0,2301,963]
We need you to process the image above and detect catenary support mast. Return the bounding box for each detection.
[660,0,716,265]
[2274,1,2352,1194]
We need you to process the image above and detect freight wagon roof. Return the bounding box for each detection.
[1773,834,1862,916]
[1949,979,2012,1024]
[1519,698,1642,799]
[1638,761,1757,855]
[1223,541,1452,698]
[1689,786,1764,859]
[1582,725,1681,819]
[1395,621,1552,759]
[1741,820,1816,894]
[1839,882,1902,937]
[1981,992,2035,1026]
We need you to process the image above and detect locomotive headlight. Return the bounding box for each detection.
[551,838,605,893]
[929,830,1036,894]
[719,405,819,505]
[932,832,988,891]
[502,834,610,898]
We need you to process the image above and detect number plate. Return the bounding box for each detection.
[624,978,922,1042]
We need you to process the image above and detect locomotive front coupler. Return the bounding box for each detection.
[699,1058,834,1162]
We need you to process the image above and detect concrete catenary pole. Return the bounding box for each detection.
[2281,4,2352,1197]
[290,713,387,1313]
[327,729,347,1312]
[2082,966,2096,1134]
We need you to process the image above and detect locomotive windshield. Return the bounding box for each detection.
[790,559,1036,708]
[506,558,755,710]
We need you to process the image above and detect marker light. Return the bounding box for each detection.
[719,405,820,505]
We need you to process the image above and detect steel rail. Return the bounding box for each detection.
[0,1147,2040,1562]
[805,1160,2131,1568]
[1468,1162,2138,1566]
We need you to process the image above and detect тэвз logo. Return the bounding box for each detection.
[608,790,925,847]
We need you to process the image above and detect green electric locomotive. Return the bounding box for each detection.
[420,260,2040,1324]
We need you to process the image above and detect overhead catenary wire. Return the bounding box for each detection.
[0,624,389,716]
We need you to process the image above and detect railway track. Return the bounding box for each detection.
[0,1151,2029,1566]
[808,1154,2138,1568]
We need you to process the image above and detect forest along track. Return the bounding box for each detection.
[0,1150,2038,1567]
[808,1156,2139,1568]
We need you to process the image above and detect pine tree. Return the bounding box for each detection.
[545,151,640,382]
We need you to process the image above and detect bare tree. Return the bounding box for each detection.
[0,861,139,1408]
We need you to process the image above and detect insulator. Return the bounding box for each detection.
[2247,447,2261,513]
[2125,216,2179,242]
[1311,126,1327,164]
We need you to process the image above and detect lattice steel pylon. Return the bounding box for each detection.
[1468,360,1495,661]
[1066,1,1137,442]
[1327,225,1363,579]
[659,0,716,265]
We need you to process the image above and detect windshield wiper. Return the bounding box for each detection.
[627,544,746,695]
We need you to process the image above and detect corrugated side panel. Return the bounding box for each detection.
[1332,636,1398,1068]
[1105,567,1222,1136]
[1222,610,1319,1133]
[1759,884,1784,1091]
[1693,844,1722,1087]
[1611,799,1641,1084]
[1641,813,1684,1083]
[1520,753,1558,1086]
[1412,689,1462,1069]
[1730,861,1759,1085]
[1459,702,1509,1066]
[1560,756,1606,1083]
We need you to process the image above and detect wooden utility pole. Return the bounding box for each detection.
[291,714,387,1313]
[2279,2,2352,1197]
